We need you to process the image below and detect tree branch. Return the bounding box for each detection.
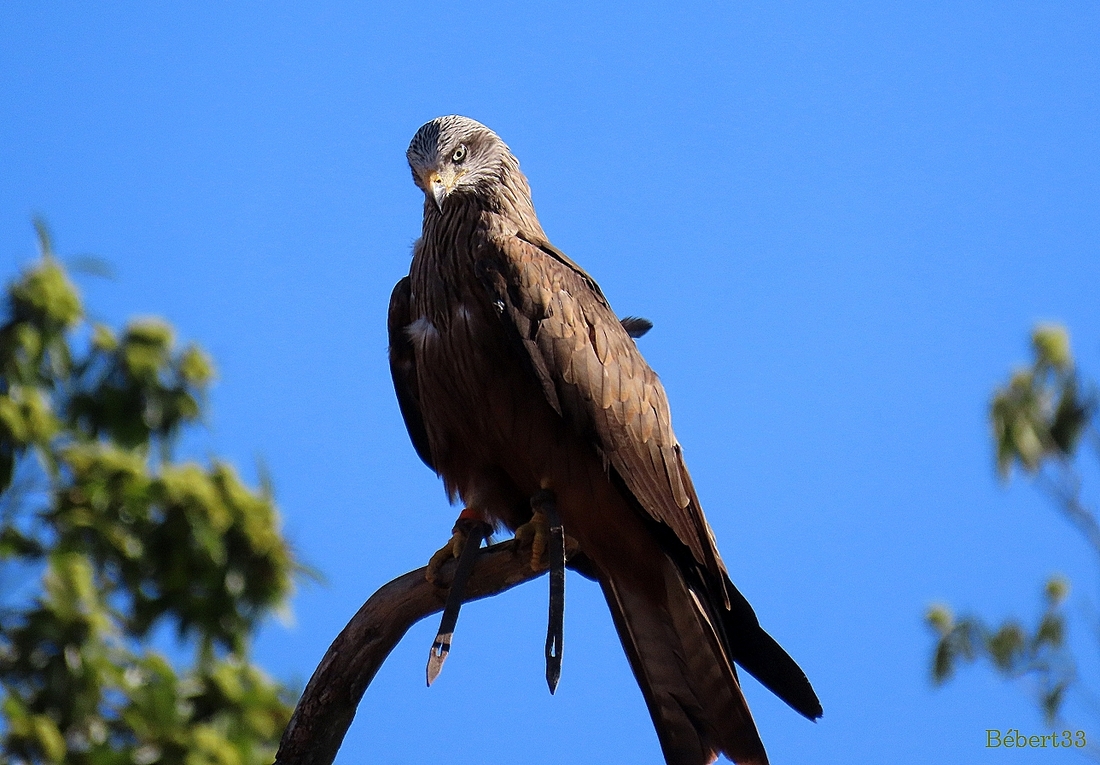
[1038,461,1100,557]
[274,539,551,765]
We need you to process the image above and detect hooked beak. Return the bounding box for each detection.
[427,169,457,212]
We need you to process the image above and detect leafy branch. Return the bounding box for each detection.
[927,325,1097,726]
[0,221,300,765]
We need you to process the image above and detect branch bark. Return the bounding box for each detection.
[274,539,551,765]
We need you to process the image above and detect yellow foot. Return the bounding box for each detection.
[426,510,489,583]
[512,509,550,571]
[426,527,467,584]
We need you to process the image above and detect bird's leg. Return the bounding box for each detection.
[426,531,464,585]
[425,508,486,583]
[531,489,565,694]
[512,506,550,571]
[426,510,490,686]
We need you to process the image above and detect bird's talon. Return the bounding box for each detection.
[426,527,468,584]
[513,509,550,571]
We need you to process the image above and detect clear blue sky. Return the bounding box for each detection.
[3,3,1100,763]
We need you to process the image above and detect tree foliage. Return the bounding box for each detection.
[927,324,1097,723]
[0,222,297,765]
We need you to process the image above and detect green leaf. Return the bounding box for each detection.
[925,604,953,635]
[1034,613,1064,649]
[988,623,1025,670]
[1032,324,1072,371]
[91,323,118,352]
[1042,682,1068,722]
[10,259,83,332]
[1044,576,1069,605]
[179,345,215,386]
[1049,378,1090,455]
[31,714,66,762]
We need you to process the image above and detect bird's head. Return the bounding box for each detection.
[406,115,515,213]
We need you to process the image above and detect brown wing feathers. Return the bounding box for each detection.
[387,276,434,470]
[492,234,731,595]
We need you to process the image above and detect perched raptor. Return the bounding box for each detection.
[389,115,821,765]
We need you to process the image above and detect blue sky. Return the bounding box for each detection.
[3,2,1100,763]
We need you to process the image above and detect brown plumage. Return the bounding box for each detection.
[389,115,821,765]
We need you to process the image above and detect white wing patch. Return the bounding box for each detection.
[406,317,439,351]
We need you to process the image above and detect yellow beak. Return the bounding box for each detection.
[427,169,457,212]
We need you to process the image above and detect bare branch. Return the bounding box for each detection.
[1037,460,1100,557]
[274,539,551,765]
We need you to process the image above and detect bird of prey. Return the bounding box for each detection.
[389,115,821,765]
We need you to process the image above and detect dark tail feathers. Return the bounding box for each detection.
[721,574,822,721]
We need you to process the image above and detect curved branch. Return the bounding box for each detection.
[274,539,552,765]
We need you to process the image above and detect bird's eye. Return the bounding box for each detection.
[452,145,467,163]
